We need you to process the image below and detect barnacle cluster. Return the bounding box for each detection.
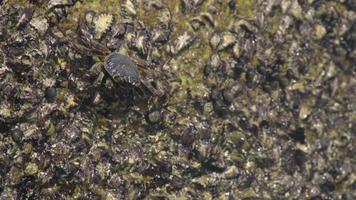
[0,0,355,199]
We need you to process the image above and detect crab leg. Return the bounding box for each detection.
[86,39,111,55]
[140,79,164,97]
[88,62,105,87]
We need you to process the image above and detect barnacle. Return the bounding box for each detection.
[29,17,49,36]
[170,32,196,55]
[209,32,221,50]
[93,13,113,40]
[122,0,137,16]
[218,32,237,50]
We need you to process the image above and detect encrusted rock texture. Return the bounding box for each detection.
[0,0,355,199]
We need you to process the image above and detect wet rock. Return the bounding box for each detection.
[0,1,354,199]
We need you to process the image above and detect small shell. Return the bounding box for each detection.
[218,32,237,50]
[84,10,96,25]
[190,18,202,30]
[210,53,222,69]
[158,8,172,28]
[191,12,215,30]
[229,19,257,35]
[144,0,164,10]
[200,12,215,28]
[181,0,205,13]
[209,32,221,50]
[232,43,241,58]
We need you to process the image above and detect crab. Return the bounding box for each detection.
[61,10,165,104]
[83,47,164,98]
